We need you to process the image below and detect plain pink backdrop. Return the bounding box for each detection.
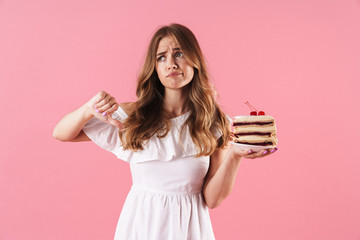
[1,0,359,239]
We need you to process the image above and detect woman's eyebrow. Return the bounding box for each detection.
[156,48,181,56]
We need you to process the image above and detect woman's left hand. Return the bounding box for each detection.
[230,145,278,159]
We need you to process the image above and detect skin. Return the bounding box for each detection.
[52,91,123,142]
[53,35,277,209]
[155,36,194,90]
[202,137,277,209]
[155,35,194,116]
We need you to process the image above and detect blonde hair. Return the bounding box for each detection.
[121,23,230,156]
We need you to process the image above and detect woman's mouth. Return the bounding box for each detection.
[167,72,182,77]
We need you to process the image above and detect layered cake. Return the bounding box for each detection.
[232,115,277,147]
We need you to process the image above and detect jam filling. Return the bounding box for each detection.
[234,132,271,137]
[233,121,274,126]
[234,141,274,146]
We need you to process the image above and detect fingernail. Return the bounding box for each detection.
[96,110,100,113]
[248,150,252,154]
[102,112,107,116]
[94,105,98,109]
[263,150,268,155]
[270,148,276,153]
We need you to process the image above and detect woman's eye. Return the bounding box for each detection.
[157,56,165,61]
[175,52,184,57]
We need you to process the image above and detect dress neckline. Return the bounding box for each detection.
[170,111,191,122]
[116,106,191,123]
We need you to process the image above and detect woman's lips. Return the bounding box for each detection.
[167,72,182,77]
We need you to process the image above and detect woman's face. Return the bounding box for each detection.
[155,35,194,91]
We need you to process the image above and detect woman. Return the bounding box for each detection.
[53,23,277,240]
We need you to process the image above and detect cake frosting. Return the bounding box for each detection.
[232,115,278,147]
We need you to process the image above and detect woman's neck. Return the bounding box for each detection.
[163,87,190,117]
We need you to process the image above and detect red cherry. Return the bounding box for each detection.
[245,101,266,116]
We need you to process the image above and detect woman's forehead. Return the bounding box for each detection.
[157,36,181,53]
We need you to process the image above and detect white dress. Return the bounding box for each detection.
[82,106,221,240]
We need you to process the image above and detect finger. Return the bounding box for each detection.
[245,148,277,159]
[96,98,116,115]
[108,118,124,129]
[270,147,278,153]
[101,102,119,117]
[94,91,108,104]
[96,94,112,109]
[261,147,278,156]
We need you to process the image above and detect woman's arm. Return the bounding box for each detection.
[53,91,121,142]
[52,104,93,142]
[202,142,277,209]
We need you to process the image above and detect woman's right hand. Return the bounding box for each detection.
[85,91,124,129]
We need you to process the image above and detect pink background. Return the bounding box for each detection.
[1,0,359,239]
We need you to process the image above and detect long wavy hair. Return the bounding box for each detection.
[120,23,230,157]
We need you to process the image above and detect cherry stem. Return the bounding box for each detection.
[245,101,258,112]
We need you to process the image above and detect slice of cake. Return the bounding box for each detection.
[232,115,277,147]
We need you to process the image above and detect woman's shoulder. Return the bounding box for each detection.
[119,102,136,116]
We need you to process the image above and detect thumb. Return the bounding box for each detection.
[107,116,124,129]
[107,117,124,130]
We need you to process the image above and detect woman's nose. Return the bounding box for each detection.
[167,57,177,69]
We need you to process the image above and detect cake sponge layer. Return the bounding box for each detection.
[233,135,278,146]
[232,115,278,147]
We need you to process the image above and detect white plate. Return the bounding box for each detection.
[231,142,275,152]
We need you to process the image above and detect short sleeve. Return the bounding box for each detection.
[82,106,128,158]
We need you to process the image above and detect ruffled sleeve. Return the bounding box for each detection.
[82,106,128,161]
[82,107,198,163]
[113,112,198,163]
[82,107,232,164]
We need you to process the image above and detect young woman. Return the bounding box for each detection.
[53,23,277,240]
